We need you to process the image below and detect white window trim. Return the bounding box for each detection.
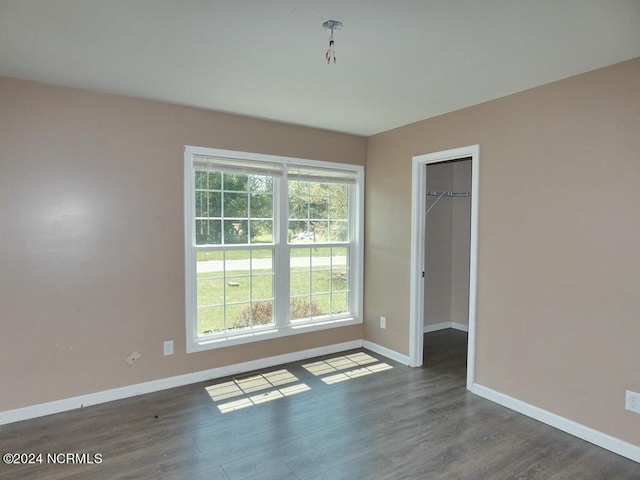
[184,146,364,353]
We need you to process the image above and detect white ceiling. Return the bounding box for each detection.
[1,1,639,136]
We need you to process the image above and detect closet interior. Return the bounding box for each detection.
[424,158,472,336]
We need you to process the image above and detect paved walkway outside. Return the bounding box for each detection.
[197,256,347,273]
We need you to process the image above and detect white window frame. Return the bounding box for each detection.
[184,146,364,353]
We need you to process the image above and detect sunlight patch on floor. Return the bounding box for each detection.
[321,362,393,384]
[206,369,310,413]
[303,352,393,384]
[206,352,393,413]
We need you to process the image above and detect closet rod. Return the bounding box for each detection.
[425,190,470,216]
[426,190,470,197]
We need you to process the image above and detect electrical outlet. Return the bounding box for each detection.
[380,316,386,329]
[125,351,141,366]
[163,340,174,356]
[625,390,640,414]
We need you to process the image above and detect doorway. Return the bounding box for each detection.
[408,145,479,391]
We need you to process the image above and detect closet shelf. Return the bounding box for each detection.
[427,190,470,197]
[425,190,470,215]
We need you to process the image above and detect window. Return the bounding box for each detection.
[184,146,363,352]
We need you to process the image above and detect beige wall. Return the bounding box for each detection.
[0,77,366,411]
[365,57,640,446]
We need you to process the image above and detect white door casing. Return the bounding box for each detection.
[409,145,479,391]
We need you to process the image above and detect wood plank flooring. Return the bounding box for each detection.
[1,329,639,479]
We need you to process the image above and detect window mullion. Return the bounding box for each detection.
[273,174,290,327]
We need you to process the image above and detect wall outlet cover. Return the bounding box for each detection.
[163,340,174,356]
[625,390,640,414]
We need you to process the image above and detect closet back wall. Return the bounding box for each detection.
[450,160,471,329]
[424,160,471,331]
[425,163,454,329]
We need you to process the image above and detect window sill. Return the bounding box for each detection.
[187,317,362,353]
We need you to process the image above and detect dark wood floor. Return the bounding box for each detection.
[1,329,639,479]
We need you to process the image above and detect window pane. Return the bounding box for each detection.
[224,192,248,218]
[223,173,247,191]
[332,246,348,259]
[289,246,350,322]
[290,248,311,319]
[225,274,250,304]
[250,220,273,244]
[226,303,249,330]
[252,273,274,301]
[196,249,275,331]
[329,220,348,242]
[250,251,274,309]
[196,192,221,223]
[311,269,331,294]
[289,220,312,243]
[249,175,272,193]
[329,183,349,218]
[241,300,274,327]
[195,170,208,189]
[331,248,349,316]
[198,306,224,335]
[329,195,348,220]
[208,171,222,190]
[196,170,222,190]
[312,247,331,268]
[222,249,250,271]
[332,267,348,291]
[329,185,349,243]
[207,192,221,217]
[290,297,314,321]
[224,220,248,244]
[196,219,221,245]
[250,193,273,218]
[197,275,224,307]
[197,250,224,263]
[250,249,274,271]
[333,247,349,290]
[288,181,308,243]
[290,269,310,297]
[195,191,207,218]
[311,293,331,315]
[196,250,225,334]
[249,249,275,327]
[332,292,348,314]
[309,197,328,220]
[312,221,329,242]
[288,180,347,245]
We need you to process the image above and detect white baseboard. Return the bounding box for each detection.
[472,383,640,464]
[451,322,469,332]
[424,322,450,332]
[424,322,469,333]
[362,340,410,366]
[0,340,363,426]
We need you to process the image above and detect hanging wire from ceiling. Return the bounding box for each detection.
[322,20,343,64]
